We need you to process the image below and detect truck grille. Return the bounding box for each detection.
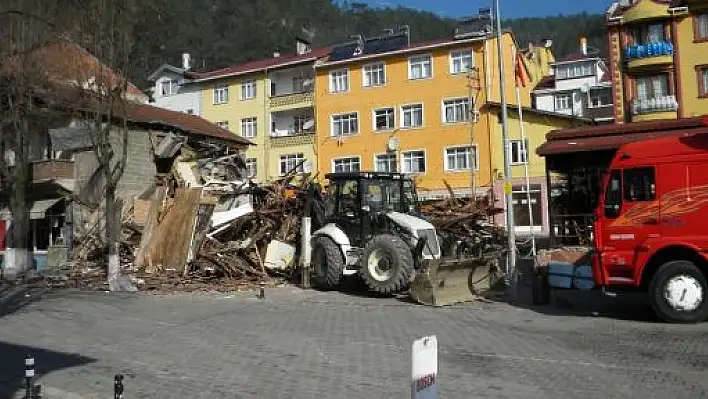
[417,229,440,257]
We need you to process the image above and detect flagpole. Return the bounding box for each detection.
[493,0,517,295]
[514,51,537,257]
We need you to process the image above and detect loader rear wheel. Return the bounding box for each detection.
[311,237,345,290]
[649,260,708,324]
[360,234,414,295]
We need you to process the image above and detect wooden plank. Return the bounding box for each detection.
[148,187,203,273]
[184,201,216,276]
[135,185,166,271]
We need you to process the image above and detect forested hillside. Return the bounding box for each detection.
[131,1,607,85]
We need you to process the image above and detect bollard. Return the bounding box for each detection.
[25,354,34,399]
[114,374,124,399]
[258,283,265,299]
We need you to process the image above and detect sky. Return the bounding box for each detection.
[362,0,617,19]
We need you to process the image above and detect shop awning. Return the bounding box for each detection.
[537,128,708,156]
[0,198,64,220]
[537,116,708,156]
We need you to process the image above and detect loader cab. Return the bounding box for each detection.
[325,172,420,246]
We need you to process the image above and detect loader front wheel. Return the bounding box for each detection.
[360,234,414,295]
[311,237,345,290]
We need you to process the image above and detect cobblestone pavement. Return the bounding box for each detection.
[0,283,707,399]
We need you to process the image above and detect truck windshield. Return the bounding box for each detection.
[604,170,622,218]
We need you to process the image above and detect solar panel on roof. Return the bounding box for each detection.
[328,43,360,62]
[363,33,408,55]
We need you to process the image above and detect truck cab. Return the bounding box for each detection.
[593,133,708,323]
[542,133,708,323]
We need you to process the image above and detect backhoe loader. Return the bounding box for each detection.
[308,172,505,305]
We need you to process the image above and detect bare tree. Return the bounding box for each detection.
[0,0,152,289]
[0,0,71,280]
[68,0,148,291]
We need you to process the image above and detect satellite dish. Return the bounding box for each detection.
[303,119,315,130]
[387,136,400,152]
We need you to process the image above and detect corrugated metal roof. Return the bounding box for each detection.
[546,116,708,140]
[538,125,708,156]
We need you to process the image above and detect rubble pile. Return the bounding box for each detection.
[420,190,507,260]
[67,136,318,292]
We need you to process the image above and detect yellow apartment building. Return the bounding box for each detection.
[314,25,533,199]
[486,102,591,234]
[606,0,708,122]
[195,43,330,182]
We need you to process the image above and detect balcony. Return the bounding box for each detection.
[269,91,314,112]
[31,159,74,182]
[630,95,679,121]
[625,42,674,70]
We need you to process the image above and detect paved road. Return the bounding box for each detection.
[0,283,707,399]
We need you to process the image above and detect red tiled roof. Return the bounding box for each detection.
[124,103,252,145]
[17,42,148,101]
[537,116,708,156]
[195,47,332,80]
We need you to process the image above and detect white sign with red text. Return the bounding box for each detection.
[411,335,437,399]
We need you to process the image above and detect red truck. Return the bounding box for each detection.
[540,132,708,323]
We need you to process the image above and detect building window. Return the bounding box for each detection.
[401,104,423,128]
[555,63,593,79]
[245,158,257,178]
[375,153,397,172]
[374,108,395,131]
[699,66,708,97]
[634,23,665,45]
[450,50,473,74]
[293,76,309,93]
[216,121,229,130]
[330,69,349,93]
[512,184,543,230]
[363,63,386,87]
[408,55,432,80]
[443,98,471,123]
[161,79,178,96]
[589,88,612,107]
[213,85,229,104]
[635,74,669,100]
[555,94,572,111]
[623,167,656,202]
[241,80,256,100]
[331,112,358,136]
[445,146,476,171]
[509,139,529,165]
[279,153,305,175]
[402,151,426,173]
[333,157,361,173]
[697,14,708,41]
[241,117,257,138]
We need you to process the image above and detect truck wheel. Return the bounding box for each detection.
[649,260,708,324]
[360,234,414,294]
[311,236,345,290]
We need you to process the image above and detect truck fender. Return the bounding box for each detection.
[312,223,355,266]
[637,240,708,285]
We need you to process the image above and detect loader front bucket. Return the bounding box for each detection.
[408,257,504,306]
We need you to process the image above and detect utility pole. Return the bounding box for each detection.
[493,0,517,296]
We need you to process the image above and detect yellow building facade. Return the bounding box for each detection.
[196,47,329,182]
[314,31,532,199]
[607,0,708,122]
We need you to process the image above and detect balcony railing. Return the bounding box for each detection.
[269,91,314,109]
[270,128,315,138]
[624,41,674,60]
[631,95,678,115]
